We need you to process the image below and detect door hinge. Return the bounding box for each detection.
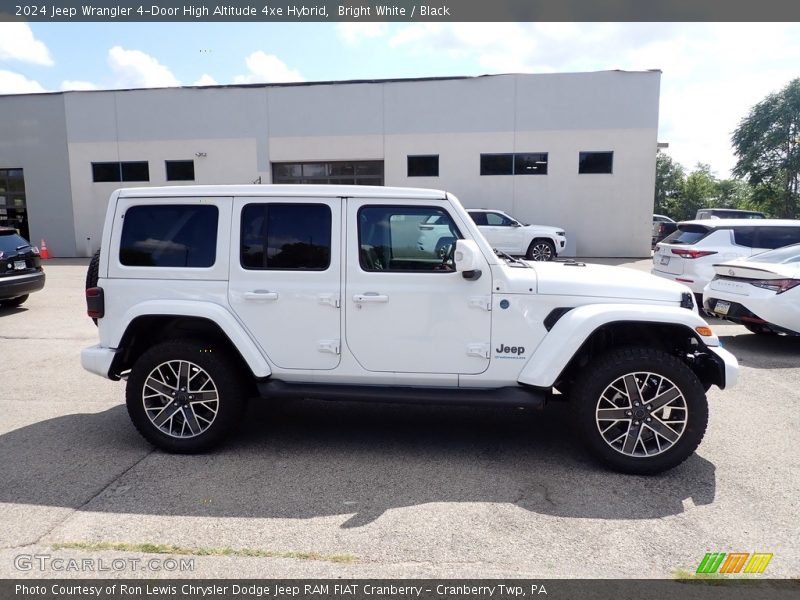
[468,296,492,311]
[467,343,490,359]
[318,293,340,308]
[318,339,341,355]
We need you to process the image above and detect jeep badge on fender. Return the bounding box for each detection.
[81,184,738,474]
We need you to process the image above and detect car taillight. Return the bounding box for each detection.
[86,287,105,319]
[31,246,40,255]
[670,248,717,259]
[750,279,800,294]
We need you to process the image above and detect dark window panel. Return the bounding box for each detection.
[121,161,150,182]
[92,162,121,182]
[579,151,614,174]
[165,160,195,181]
[480,154,513,175]
[271,161,384,186]
[514,153,548,175]
[407,155,439,177]
[119,205,218,267]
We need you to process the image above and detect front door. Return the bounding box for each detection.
[482,211,524,254]
[228,197,341,370]
[345,199,492,375]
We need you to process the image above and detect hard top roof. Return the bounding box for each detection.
[116,184,448,200]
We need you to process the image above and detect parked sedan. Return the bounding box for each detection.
[702,243,800,335]
[0,227,45,307]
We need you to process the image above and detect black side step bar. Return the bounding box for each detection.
[256,380,547,409]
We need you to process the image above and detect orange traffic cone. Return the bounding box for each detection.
[39,239,50,260]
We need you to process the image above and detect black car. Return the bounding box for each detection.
[0,227,45,307]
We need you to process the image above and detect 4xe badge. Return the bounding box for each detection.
[495,343,526,359]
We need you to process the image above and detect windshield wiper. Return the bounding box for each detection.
[494,249,530,268]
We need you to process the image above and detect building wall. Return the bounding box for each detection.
[0,71,660,257]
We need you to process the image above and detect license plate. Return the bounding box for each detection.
[714,300,731,316]
[660,255,670,266]
[13,260,26,270]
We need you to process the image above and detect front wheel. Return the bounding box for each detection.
[572,347,708,474]
[526,239,556,261]
[126,340,246,453]
[744,322,778,336]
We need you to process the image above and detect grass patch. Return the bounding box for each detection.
[51,541,356,564]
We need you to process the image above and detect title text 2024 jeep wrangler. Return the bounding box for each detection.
[81,185,738,474]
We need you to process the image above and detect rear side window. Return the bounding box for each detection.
[0,231,30,253]
[756,226,800,250]
[663,225,711,245]
[732,227,756,247]
[120,205,218,267]
[468,212,488,225]
[241,203,331,270]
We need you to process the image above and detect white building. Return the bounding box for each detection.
[0,71,660,257]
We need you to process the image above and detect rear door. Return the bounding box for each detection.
[228,197,341,370]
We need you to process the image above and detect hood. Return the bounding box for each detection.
[534,262,690,302]
[522,224,564,235]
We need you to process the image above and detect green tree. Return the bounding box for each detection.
[732,78,800,218]
[679,163,718,220]
[654,150,685,217]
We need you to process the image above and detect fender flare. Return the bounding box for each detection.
[114,300,272,378]
[518,303,718,388]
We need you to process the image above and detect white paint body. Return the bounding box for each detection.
[82,185,737,391]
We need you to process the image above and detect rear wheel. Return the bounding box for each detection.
[572,346,708,474]
[126,340,246,453]
[526,239,556,261]
[1,294,29,308]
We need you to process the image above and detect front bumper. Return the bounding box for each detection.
[81,344,119,380]
[708,345,738,389]
[0,271,45,299]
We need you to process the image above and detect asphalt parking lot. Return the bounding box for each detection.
[0,258,798,579]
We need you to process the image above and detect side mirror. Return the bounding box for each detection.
[454,239,482,280]
[511,222,522,227]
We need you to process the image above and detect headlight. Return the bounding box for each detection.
[556,231,566,237]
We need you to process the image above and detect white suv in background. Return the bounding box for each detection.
[466,210,567,261]
[652,219,800,297]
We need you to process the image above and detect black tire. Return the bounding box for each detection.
[126,340,246,453]
[1,294,29,308]
[526,239,556,261]
[571,346,708,475]
[744,322,778,336]
[86,249,101,325]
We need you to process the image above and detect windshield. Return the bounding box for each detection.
[748,243,800,264]
[0,231,31,254]
[663,225,710,245]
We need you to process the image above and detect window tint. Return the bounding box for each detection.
[579,151,613,174]
[120,205,217,267]
[468,212,488,226]
[166,160,195,181]
[664,225,710,245]
[732,227,756,247]
[486,212,514,226]
[241,203,331,270]
[359,206,461,272]
[514,153,548,175]
[92,161,150,182]
[407,155,439,177]
[756,227,800,250]
[480,154,513,175]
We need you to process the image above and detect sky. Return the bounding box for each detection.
[1,21,799,177]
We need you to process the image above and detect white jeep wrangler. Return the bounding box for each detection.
[81,185,738,474]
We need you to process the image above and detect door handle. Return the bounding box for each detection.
[353,293,389,303]
[243,290,279,301]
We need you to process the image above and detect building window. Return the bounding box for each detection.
[514,153,548,175]
[480,153,547,175]
[480,154,513,175]
[92,161,150,182]
[119,204,218,267]
[407,155,439,177]
[0,168,28,240]
[272,160,383,186]
[241,203,331,270]
[579,151,613,174]
[166,160,195,181]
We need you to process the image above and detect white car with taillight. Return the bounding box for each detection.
[652,219,800,297]
[703,243,800,335]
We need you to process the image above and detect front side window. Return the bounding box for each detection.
[241,203,331,270]
[120,204,217,267]
[579,151,613,174]
[359,205,461,272]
